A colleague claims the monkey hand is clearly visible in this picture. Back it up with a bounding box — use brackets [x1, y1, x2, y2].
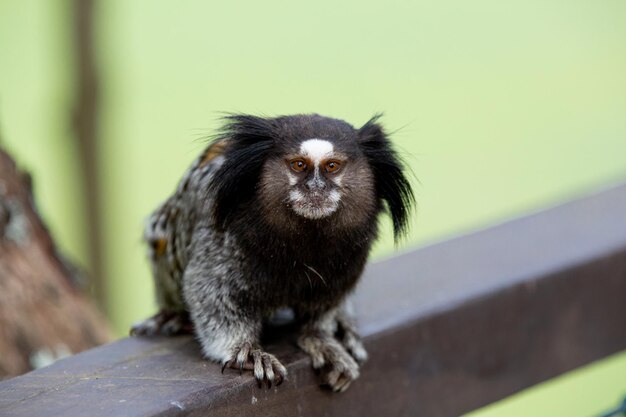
[221, 341, 287, 388]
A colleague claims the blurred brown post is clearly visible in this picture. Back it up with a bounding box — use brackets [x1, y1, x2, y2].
[72, 0, 105, 307]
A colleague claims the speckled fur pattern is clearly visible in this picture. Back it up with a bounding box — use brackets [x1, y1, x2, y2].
[131, 114, 414, 391]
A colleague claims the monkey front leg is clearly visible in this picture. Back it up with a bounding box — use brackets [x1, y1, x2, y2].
[297, 304, 366, 392]
[182, 270, 287, 387]
[189, 302, 287, 387]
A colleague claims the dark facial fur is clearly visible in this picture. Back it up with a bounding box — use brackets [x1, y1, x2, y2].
[135, 113, 414, 392]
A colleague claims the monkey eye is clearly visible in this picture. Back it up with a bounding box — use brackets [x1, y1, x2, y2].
[290, 159, 307, 172]
[325, 160, 341, 173]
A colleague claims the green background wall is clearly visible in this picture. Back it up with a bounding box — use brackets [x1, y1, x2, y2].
[1, 1, 625, 415]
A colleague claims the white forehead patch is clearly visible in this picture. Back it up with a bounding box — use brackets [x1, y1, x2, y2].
[299, 139, 334, 166]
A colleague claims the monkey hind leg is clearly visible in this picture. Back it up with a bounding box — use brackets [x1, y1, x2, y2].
[298, 332, 359, 393]
[335, 310, 368, 364]
[297, 307, 363, 393]
[130, 309, 193, 336]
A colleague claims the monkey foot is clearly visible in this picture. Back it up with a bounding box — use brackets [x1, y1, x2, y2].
[298, 334, 360, 392]
[337, 326, 368, 364]
[221, 342, 287, 388]
[129, 309, 193, 336]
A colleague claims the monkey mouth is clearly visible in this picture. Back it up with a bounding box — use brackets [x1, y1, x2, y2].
[288, 190, 341, 219]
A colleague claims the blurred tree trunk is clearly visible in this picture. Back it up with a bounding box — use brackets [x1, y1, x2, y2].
[73, 0, 105, 308]
[0, 148, 111, 379]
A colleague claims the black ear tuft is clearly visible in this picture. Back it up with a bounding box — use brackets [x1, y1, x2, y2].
[209, 114, 275, 230]
[358, 115, 414, 243]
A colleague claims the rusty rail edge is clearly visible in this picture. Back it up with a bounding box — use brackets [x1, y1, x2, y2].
[1, 183, 626, 417]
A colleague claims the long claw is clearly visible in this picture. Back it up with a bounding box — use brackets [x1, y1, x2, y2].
[220, 345, 287, 390]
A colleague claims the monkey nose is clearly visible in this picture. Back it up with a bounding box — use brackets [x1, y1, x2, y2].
[305, 179, 326, 191]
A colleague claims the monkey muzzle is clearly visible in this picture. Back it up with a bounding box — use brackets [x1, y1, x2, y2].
[289, 188, 341, 220]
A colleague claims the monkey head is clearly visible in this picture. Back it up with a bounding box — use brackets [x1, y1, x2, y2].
[209, 114, 413, 241]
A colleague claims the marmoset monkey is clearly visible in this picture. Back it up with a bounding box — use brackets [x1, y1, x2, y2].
[131, 114, 413, 392]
